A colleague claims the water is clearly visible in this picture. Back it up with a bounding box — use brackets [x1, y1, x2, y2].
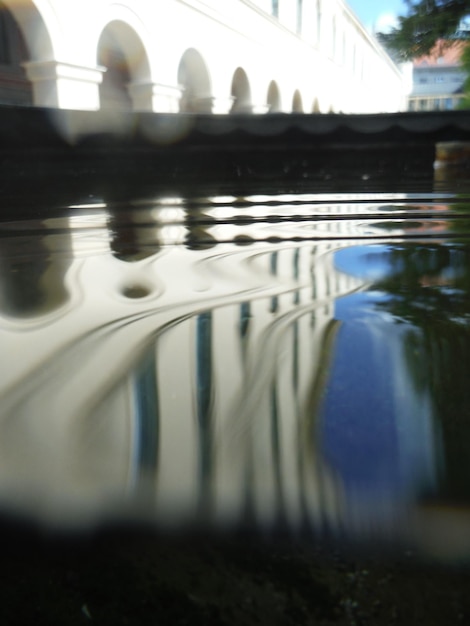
[2, 182, 470, 560]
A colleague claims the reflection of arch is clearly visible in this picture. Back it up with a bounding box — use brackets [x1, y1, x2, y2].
[0, 230, 71, 318]
[0, 2, 32, 105]
[312, 97, 320, 113]
[178, 48, 212, 113]
[267, 80, 281, 113]
[292, 90, 303, 113]
[97, 20, 151, 111]
[107, 208, 161, 262]
[230, 67, 251, 113]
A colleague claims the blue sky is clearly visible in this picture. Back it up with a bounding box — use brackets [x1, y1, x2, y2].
[347, 0, 408, 32]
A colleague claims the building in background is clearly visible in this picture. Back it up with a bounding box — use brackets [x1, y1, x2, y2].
[408, 40, 466, 111]
[0, 0, 407, 114]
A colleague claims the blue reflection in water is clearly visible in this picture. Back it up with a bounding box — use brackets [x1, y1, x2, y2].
[319, 247, 438, 511]
[333, 244, 395, 281]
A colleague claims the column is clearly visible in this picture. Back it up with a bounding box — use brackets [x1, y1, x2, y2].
[182, 95, 235, 114]
[210, 95, 235, 114]
[24, 60, 104, 110]
[128, 82, 182, 113]
[251, 103, 270, 114]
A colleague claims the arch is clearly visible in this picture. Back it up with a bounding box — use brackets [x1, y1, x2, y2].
[2, 0, 56, 60]
[312, 97, 320, 113]
[178, 48, 212, 113]
[267, 80, 281, 113]
[0, 0, 59, 107]
[97, 20, 151, 111]
[230, 67, 251, 113]
[292, 90, 303, 113]
[0, 2, 33, 105]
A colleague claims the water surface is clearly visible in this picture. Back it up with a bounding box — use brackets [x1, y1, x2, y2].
[2, 188, 470, 559]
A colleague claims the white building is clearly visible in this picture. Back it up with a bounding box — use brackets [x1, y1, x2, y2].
[0, 0, 407, 114]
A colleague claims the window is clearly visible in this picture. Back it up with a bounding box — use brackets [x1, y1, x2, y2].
[316, 0, 321, 44]
[331, 16, 336, 58]
[272, 0, 279, 18]
[444, 97, 453, 110]
[296, 0, 303, 34]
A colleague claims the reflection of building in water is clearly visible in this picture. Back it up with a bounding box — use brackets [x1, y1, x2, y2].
[107, 206, 162, 262]
[0, 220, 72, 318]
[0, 0, 406, 113]
[0, 208, 363, 528]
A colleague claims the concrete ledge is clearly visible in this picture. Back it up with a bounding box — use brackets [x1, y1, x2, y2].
[0, 107, 468, 207]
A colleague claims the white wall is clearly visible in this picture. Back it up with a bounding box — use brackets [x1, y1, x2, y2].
[3, 0, 408, 113]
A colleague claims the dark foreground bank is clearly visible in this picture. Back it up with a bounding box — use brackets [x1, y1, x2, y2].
[1, 521, 469, 626]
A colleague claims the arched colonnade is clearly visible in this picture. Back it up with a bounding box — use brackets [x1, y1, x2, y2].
[0, 0, 340, 113]
[0, 0, 405, 114]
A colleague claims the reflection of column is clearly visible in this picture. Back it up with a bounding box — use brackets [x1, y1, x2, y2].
[133, 348, 159, 488]
[270, 378, 285, 518]
[293, 247, 300, 305]
[311, 246, 318, 301]
[238, 301, 255, 519]
[107, 207, 161, 261]
[292, 316, 311, 524]
[270, 251, 279, 313]
[184, 206, 217, 250]
[0, 229, 72, 318]
[292, 320, 299, 392]
[196, 312, 213, 510]
[240, 301, 251, 343]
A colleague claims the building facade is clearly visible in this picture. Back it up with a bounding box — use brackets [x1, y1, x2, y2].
[0, 0, 407, 114]
[408, 41, 466, 111]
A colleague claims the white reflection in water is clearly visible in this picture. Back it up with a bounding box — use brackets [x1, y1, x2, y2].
[0, 218, 363, 531]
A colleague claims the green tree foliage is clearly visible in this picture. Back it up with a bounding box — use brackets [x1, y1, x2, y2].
[458, 42, 470, 107]
[378, 0, 470, 60]
[371, 241, 470, 500]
